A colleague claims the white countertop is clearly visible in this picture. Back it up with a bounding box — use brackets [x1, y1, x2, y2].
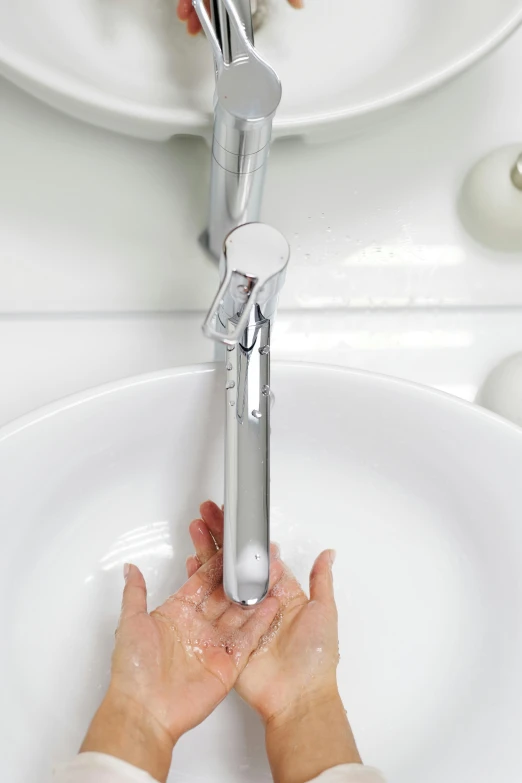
[0, 28, 521, 427]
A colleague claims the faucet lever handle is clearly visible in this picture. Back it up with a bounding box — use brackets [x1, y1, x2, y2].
[202, 268, 263, 347]
[202, 222, 290, 346]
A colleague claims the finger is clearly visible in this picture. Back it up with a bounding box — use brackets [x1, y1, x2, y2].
[268, 549, 306, 605]
[187, 8, 203, 35]
[228, 596, 280, 667]
[309, 549, 336, 605]
[190, 517, 218, 564]
[186, 555, 200, 579]
[177, 0, 193, 20]
[268, 548, 285, 588]
[288, 0, 304, 7]
[200, 500, 224, 548]
[164, 551, 229, 621]
[176, 549, 224, 607]
[120, 563, 147, 621]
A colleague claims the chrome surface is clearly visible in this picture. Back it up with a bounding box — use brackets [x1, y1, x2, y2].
[203, 223, 290, 605]
[210, 0, 254, 65]
[511, 153, 522, 190]
[193, 0, 281, 259]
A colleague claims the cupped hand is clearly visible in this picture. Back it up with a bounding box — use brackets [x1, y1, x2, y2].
[112, 553, 279, 739]
[81, 551, 279, 781]
[186, 502, 340, 726]
[177, 0, 303, 37]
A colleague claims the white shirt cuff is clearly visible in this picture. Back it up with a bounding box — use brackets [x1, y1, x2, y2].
[53, 754, 386, 783]
[309, 763, 387, 783]
[53, 753, 159, 783]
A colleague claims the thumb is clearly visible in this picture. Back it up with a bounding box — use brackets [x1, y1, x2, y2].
[309, 549, 336, 605]
[120, 563, 148, 621]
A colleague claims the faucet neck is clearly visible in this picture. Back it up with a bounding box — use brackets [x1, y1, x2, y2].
[193, 0, 280, 257]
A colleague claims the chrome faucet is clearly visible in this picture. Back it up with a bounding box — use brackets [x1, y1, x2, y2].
[193, 0, 290, 606]
[203, 222, 289, 606]
[193, 0, 281, 258]
[194, 0, 287, 607]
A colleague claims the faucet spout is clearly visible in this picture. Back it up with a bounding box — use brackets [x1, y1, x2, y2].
[203, 223, 290, 605]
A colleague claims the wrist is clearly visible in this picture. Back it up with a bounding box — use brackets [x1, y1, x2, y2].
[80, 686, 175, 783]
[264, 680, 340, 731]
[265, 685, 361, 783]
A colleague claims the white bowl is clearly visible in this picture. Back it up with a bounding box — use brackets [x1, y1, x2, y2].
[0, 0, 520, 140]
[2, 362, 522, 782]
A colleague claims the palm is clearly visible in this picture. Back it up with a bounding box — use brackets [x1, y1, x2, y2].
[236, 566, 338, 719]
[112, 557, 279, 741]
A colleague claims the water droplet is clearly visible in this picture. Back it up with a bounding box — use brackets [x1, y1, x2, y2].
[326, 226, 331, 233]
[226, 381, 235, 390]
[237, 284, 249, 295]
[229, 400, 235, 407]
[259, 345, 270, 355]
[255, 554, 261, 560]
[252, 410, 262, 419]
[225, 646, 234, 655]
[226, 362, 233, 371]
[226, 345, 234, 352]
[262, 385, 270, 396]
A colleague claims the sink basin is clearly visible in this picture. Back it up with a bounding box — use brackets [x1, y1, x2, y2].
[2, 362, 522, 782]
[0, 0, 520, 139]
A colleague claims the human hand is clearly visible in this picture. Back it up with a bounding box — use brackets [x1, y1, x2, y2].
[177, 0, 303, 37]
[186, 501, 340, 724]
[81, 552, 280, 782]
[187, 503, 361, 783]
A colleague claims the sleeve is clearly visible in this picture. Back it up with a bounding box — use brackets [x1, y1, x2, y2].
[52, 752, 159, 783]
[307, 764, 387, 783]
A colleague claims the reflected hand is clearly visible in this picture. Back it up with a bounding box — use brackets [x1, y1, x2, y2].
[177, 0, 303, 37]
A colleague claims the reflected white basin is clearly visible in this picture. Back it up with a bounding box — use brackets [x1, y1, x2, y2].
[0, 0, 520, 139]
[1, 363, 522, 782]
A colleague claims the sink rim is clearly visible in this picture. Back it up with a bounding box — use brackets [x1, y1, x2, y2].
[2, 360, 521, 445]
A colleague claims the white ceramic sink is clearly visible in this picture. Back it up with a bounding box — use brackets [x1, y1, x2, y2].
[2, 363, 522, 783]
